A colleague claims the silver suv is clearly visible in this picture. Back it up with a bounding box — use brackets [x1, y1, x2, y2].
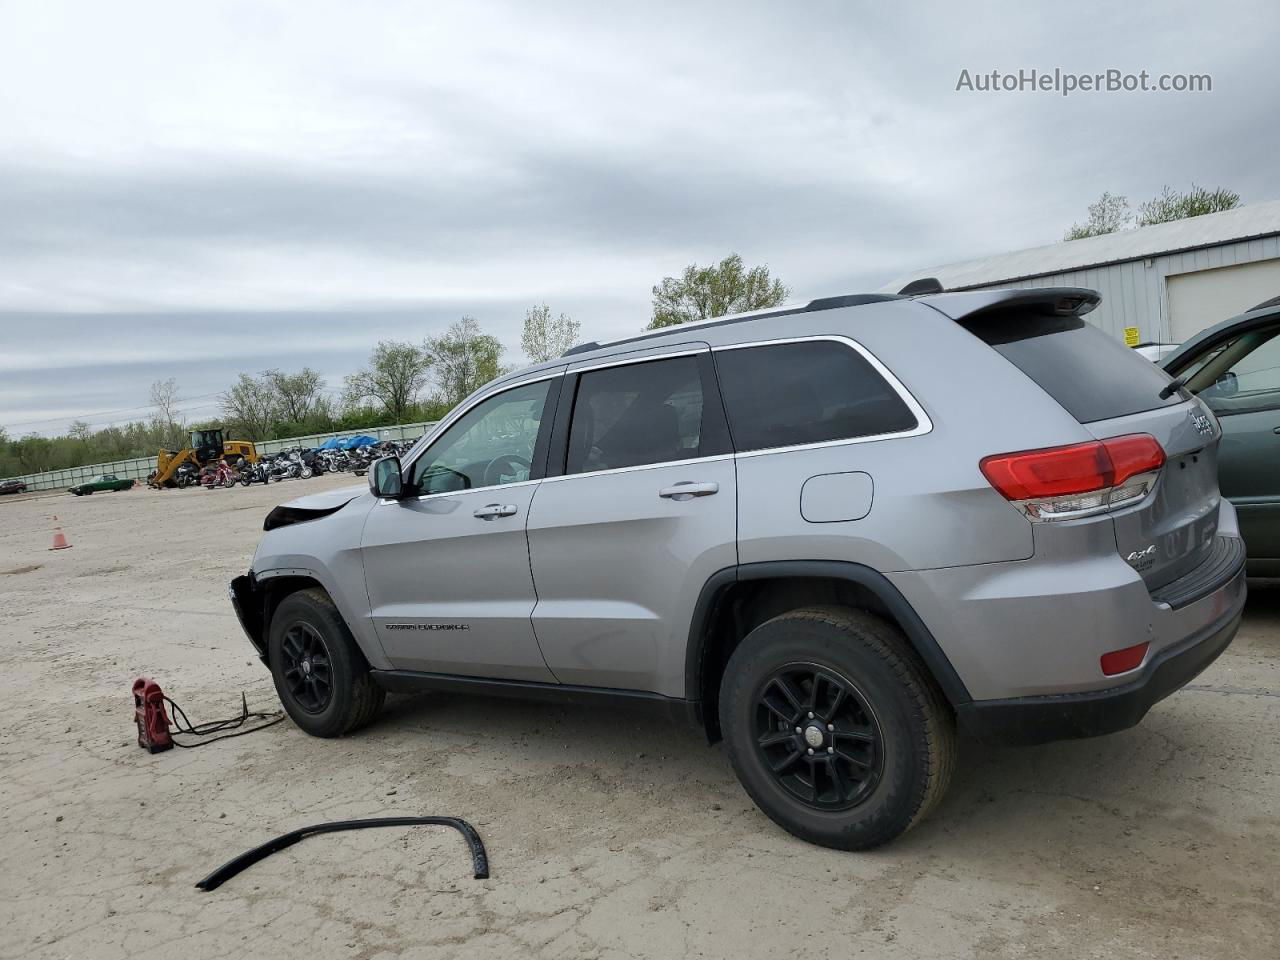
[232, 287, 1246, 849]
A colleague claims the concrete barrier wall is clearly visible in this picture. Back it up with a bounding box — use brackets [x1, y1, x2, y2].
[3, 421, 439, 492]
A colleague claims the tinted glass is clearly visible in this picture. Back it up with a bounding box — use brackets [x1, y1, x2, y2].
[410, 379, 550, 494]
[714, 341, 917, 452]
[1197, 327, 1280, 415]
[963, 311, 1181, 423]
[566, 356, 704, 473]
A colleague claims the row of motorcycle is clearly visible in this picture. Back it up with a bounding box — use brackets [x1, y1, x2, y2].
[173, 441, 416, 489]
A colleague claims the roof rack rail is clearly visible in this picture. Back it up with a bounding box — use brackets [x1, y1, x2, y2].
[560, 292, 904, 357]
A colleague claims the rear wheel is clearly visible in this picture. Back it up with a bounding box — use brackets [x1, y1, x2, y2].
[719, 606, 955, 850]
[268, 588, 385, 737]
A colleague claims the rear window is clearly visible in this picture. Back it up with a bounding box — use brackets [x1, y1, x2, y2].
[962, 311, 1181, 423]
[714, 340, 918, 452]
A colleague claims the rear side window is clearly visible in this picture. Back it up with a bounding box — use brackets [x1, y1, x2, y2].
[963, 311, 1181, 423]
[714, 340, 918, 452]
[566, 355, 705, 473]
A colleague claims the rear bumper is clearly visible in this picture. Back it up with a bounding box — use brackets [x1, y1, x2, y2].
[957, 567, 1244, 745]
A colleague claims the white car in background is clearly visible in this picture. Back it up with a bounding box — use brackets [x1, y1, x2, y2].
[1133, 342, 1181, 362]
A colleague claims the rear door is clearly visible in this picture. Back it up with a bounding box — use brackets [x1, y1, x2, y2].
[1169, 313, 1280, 570]
[525, 345, 736, 696]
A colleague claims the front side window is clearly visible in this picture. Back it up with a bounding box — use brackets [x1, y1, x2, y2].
[410, 379, 551, 494]
[1194, 327, 1280, 415]
[714, 340, 918, 452]
[566, 355, 705, 474]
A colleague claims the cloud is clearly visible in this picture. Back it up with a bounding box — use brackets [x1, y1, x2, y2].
[1, 0, 1278, 433]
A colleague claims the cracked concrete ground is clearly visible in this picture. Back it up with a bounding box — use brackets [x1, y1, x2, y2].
[1, 475, 1276, 959]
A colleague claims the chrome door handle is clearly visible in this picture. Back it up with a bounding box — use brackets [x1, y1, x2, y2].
[658, 481, 719, 501]
[473, 503, 518, 520]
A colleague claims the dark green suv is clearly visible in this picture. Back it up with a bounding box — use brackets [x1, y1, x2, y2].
[1164, 298, 1280, 576]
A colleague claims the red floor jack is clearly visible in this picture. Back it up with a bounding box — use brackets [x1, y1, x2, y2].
[133, 676, 173, 753]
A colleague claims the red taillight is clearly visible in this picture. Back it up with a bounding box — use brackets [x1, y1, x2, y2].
[1100, 641, 1149, 676]
[980, 434, 1165, 502]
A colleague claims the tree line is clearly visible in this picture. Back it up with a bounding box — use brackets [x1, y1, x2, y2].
[3, 183, 1242, 479]
[0, 269, 731, 477]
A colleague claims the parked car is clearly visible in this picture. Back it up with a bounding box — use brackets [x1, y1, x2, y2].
[0, 479, 27, 495]
[1133, 341, 1181, 363]
[231, 286, 1245, 851]
[69, 474, 134, 496]
[1162, 297, 1280, 575]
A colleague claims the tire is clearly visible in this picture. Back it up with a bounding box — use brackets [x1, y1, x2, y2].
[267, 588, 385, 738]
[300, 466, 313, 479]
[719, 606, 956, 851]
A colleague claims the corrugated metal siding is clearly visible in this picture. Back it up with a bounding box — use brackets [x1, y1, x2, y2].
[965, 235, 1280, 343]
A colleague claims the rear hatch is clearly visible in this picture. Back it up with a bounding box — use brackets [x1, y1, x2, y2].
[956, 300, 1221, 591]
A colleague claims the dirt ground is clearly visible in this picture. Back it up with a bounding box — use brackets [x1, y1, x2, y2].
[1, 475, 1276, 960]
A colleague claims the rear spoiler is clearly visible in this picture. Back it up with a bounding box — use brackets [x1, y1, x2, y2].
[916, 287, 1101, 322]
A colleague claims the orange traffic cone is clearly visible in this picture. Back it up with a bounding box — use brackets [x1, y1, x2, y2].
[49, 523, 72, 550]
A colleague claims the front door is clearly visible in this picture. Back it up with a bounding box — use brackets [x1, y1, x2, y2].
[526, 347, 737, 696]
[361, 375, 561, 680]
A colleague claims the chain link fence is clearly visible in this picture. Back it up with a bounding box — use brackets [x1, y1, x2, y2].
[2, 421, 438, 492]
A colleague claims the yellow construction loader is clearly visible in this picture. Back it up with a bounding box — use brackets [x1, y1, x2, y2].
[149, 428, 258, 488]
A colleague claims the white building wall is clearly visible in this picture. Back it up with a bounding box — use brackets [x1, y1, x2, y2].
[963, 234, 1280, 343]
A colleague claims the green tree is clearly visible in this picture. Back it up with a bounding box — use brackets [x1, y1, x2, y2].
[221, 372, 279, 440]
[1137, 184, 1241, 226]
[426, 317, 505, 407]
[648, 253, 790, 329]
[1064, 191, 1131, 240]
[265, 367, 326, 426]
[343, 341, 432, 424]
[521, 303, 580, 363]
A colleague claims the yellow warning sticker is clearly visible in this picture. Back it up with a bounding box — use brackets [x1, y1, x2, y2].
[1123, 326, 1140, 347]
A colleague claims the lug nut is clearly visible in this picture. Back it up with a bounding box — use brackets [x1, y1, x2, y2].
[807, 712, 815, 719]
[827, 723, 834, 731]
[806, 748, 814, 755]
[795, 726, 802, 733]
[827, 746, 834, 754]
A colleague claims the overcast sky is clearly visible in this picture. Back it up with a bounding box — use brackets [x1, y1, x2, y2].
[2, 0, 1277, 435]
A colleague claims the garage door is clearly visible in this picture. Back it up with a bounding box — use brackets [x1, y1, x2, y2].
[1167, 258, 1280, 342]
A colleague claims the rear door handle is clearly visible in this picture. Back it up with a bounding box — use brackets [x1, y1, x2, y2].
[658, 481, 719, 501]
[473, 503, 518, 520]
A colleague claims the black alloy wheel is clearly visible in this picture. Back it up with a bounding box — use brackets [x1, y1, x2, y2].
[753, 663, 883, 810]
[279, 621, 334, 713]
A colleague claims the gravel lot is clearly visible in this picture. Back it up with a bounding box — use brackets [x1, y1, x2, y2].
[1, 476, 1276, 959]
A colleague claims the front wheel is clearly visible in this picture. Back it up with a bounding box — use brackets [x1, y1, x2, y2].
[719, 607, 955, 851]
[268, 589, 385, 737]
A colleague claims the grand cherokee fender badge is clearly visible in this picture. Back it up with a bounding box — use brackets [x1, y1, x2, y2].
[384, 623, 471, 631]
[1190, 410, 1214, 436]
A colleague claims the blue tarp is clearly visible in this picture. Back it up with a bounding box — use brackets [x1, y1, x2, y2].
[340, 435, 379, 449]
[315, 437, 343, 450]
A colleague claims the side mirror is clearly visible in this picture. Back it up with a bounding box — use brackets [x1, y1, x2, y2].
[368, 456, 405, 499]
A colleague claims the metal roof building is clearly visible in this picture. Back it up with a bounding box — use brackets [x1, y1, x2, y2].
[882, 199, 1280, 345]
